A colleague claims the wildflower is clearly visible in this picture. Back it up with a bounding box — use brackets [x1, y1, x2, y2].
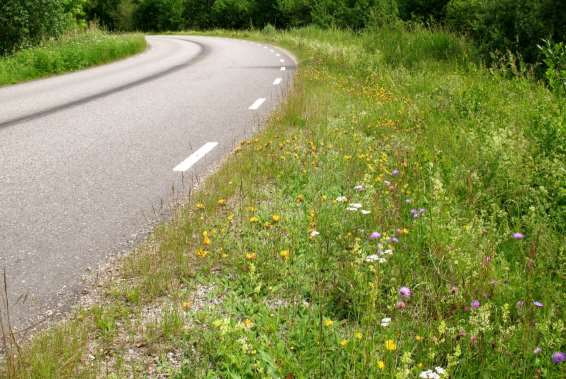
[346, 207, 358, 212]
[280, 250, 290, 260]
[470, 335, 478, 344]
[344, 155, 352, 160]
[272, 214, 281, 223]
[354, 184, 365, 192]
[419, 370, 440, 379]
[249, 216, 259, 223]
[354, 331, 363, 340]
[196, 248, 208, 258]
[391, 169, 400, 176]
[196, 202, 205, 210]
[396, 301, 406, 309]
[533, 301, 544, 307]
[296, 194, 304, 203]
[385, 339, 396, 351]
[339, 339, 349, 347]
[552, 352, 565, 364]
[361, 210, 371, 215]
[534, 347, 542, 354]
[399, 286, 412, 298]
[349, 203, 362, 209]
[512, 232, 525, 240]
[435, 367, 445, 375]
[471, 299, 480, 309]
[415, 335, 423, 341]
[365, 254, 386, 263]
[387, 237, 399, 243]
[243, 319, 254, 329]
[202, 231, 211, 246]
[245, 252, 257, 260]
[381, 317, 391, 327]
[310, 230, 320, 238]
[410, 208, 426, 219]
[181, 301, 192, 310]
[369, 232, 382, 239]
[336, 195, 348, 202]
[217, 198, 226, 206]
[323, 319, 334, 327]
[377, 360, 385, 370]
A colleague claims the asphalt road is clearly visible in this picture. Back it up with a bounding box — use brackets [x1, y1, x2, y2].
[0, 35, 296, 330]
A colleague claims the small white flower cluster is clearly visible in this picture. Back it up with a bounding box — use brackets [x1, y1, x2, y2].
[365, 242, 394, 264]
[336, 196, 348, 203]
[419, 367, 446, 379]
[380, 317, 391, 327]
[365, 254, 386, 263]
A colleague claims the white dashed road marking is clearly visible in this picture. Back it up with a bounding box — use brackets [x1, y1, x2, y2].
[173, 142, 219, 172]
[248, 98, 266, 110]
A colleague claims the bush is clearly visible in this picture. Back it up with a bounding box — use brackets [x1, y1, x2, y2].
[0, 0, 70, 55]
[446, 0, 563, 65]
[134, 0, 184, 32]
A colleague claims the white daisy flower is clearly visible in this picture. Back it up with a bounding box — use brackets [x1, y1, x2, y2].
[360, 210, 371, 215]
[380, 317, 391, 327]
[354, 184, 365, 192]
[349, 203, 362, 209]
[310, 230, 320, 238]
[336, 196, 348, 202]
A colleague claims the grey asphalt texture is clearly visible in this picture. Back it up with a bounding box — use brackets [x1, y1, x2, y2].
[0, 36, 295, 330]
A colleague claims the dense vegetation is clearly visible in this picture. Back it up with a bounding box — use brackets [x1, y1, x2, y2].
[4, 26, 564, 378]
[2, 0, 564, 91]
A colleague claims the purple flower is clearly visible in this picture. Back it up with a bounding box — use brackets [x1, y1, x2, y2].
[369, 232, 382, 240]
[391, 169, 400, 177]
[388, 237, 399, 243]
[512, 232, 525, 240]
[552, 352, 565, 364]
[471, 300, 480, 309]
[399, 286, 412, 298]
[533, 301, 544, 308]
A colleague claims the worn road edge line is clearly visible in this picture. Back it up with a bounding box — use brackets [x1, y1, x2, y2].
[173, 142, 219, 172]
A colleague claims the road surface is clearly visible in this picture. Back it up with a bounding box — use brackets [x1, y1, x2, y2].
[0, 35, 296, 330]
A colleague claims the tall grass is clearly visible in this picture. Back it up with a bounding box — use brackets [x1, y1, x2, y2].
[2, 26, 564, 378]
[0, 28, 146, 86]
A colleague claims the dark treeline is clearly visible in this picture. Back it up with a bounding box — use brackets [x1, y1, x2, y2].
[1, 0, 565, 74]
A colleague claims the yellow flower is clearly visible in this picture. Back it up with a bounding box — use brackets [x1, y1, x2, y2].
[245, 252, 257, 261]
[249, 216, 259, 223]
[339, 339, 349, 347]
[377, 360, 385, 370]
[181, 301, 192, 310]
[196, 202, 205, 210]
[385, 339, 397, 351]
[227, 213, 234, 222]
[246, 206, 257, 212]
[354, 331, 363, 340]
[243, 319, 254, 329]
[280, 250, 290, 260]
[344, 155, 352, 161]
[202, 231, 211, 246]
[415, 335, 423, 341]
[196, 248, 209, 258]
[217, 198, 226, 206]
[272, 214, 281, 223]
[296, 194, 304, 203]
[323, 319, 334, 327]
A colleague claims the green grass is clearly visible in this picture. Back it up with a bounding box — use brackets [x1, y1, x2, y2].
[2, 25, 565, 378]
[0, 29, 146, 86]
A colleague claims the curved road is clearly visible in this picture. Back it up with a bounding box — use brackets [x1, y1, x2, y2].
[0, 36, 296, 330]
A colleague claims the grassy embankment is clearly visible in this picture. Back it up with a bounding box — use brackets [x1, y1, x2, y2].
[0, 29, 146, 86]
[3, 26, 565, 378]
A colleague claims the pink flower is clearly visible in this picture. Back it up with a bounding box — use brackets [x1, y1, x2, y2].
[369, 232, 381, 239]
[512, 232, 525, 240]
[471, 300, 480, 309]
[396, 301, 406, 309]
[399, 286, 412, 298]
